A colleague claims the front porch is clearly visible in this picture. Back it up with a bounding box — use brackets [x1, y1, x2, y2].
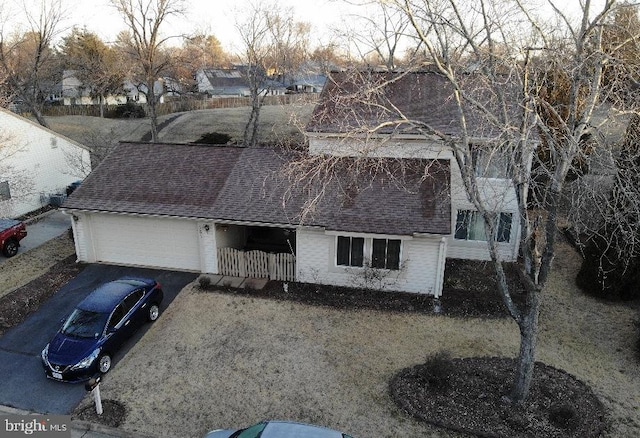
[215, 224, 296, 282]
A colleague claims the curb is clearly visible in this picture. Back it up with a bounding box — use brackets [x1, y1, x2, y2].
[23, 208, 62, 225]
[72, 420, 158, 438]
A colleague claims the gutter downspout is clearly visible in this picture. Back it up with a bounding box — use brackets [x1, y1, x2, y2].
[434, 237, 447, 298]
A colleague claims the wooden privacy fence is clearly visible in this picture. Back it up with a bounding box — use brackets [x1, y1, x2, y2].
[42, 94, 319, 117]
[218, 248, 295, 282]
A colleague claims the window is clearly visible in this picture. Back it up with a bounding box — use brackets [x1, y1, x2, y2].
[337, 236, 364, 267]
[472, 146, 510, 178]
[337, 236, 402, 270]
[123, 289, 144, 313]
[497, 212, 513, 242]
[372, 239, 401, 270]
[109, 304, 127, 329]
[0, 181, 10, 201]
[455, 210, 513, 243]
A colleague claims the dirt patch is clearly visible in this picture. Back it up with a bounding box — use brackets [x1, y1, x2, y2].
[390, 357, 606, 438]
[73, 399, 127, 428]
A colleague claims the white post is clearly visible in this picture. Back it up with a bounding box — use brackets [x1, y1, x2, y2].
[93, 384, 103, 415]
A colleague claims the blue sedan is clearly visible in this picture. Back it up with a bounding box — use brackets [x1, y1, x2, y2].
[41, 277, 163, 382]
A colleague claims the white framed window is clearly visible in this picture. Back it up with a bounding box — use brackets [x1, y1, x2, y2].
[336, 236, 364, 267]
[455, 210, 512, 243]
[336, 236, 402, 270]
[371, 238, 401, 270]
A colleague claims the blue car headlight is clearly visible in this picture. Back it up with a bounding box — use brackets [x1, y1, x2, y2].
[41, 344, 49, 363]
[71, 348, 101, 370]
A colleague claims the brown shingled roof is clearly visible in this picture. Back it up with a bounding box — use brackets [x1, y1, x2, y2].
[307, 70, 518, 139]
[64, 142, 451, 236]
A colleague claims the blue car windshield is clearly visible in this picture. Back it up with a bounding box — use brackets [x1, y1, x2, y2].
[62, 309, 109, 339]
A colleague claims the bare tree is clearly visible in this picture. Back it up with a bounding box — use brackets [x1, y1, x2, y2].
[0, 0, 66, 127]
[266, 12, 310, 86]
[235, 2, 311, 147]
[287, 0, 635, 406]
[339, 2, 416, 69]
[111, 0, 186, 142]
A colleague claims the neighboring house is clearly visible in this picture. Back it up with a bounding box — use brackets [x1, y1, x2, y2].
[0, 107, 91, 218]
[286, 73, 327, 94]
[124, 80, 166, 105]
[63, 71, 523, 297]
[62, 70, 127, 106]
[196, 68, 287, 97]
[62, 70, 165, 106]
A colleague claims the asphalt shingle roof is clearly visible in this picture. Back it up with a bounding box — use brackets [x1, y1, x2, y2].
[64, 142, 451, 236]
[307, 70, 517, 139]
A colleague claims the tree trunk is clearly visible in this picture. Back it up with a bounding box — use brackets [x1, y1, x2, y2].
[99, 95, 105, 118]
[148, 92, 158, 143]
[32, 106, 49, 128]
[510, 286, 541, 403]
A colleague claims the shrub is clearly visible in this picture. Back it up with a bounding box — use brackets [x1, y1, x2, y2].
[548, 403, 579, 431]
[106, 102, 146, 119]
[418, 351, 453, 391]
[576, 233, 640, 301]
[193, 132, 232, 145]
[198, 276, 212, 290]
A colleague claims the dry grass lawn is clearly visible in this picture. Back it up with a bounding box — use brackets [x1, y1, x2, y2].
[46, 104, 315, 146]
[74, 242, 640, 438]
[0, 234, 75, 300]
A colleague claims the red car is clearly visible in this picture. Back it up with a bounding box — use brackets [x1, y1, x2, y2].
[0, 219, 27, 257]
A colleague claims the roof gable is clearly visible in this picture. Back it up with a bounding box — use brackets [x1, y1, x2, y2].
[0, 107, 90, 152]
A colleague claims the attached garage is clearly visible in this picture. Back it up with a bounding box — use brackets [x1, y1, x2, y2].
[86, 214, 201, 271]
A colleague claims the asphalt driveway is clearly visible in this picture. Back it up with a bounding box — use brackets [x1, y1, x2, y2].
[0, 264, 197, 414]
[0, 210, 71, 266]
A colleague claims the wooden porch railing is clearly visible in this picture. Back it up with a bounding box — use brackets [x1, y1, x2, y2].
[217, 248, 295, 282]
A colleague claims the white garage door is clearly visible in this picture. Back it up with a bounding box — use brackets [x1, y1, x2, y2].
[90, 214, 201, 271]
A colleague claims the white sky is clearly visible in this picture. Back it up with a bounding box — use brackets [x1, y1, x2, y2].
[2, 0, 605, 54]
[56, 0, 364, 51]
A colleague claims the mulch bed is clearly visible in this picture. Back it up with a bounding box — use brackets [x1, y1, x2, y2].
[390, 356, 607, 438]
[201, 258, 527, 319]
[73, 399, 127, 428]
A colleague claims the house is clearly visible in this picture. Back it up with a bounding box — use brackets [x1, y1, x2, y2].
[0, 107, 92, 218]
[62, 70, 165, 106]
[124, 80, 166, 104]
[62, 70, 126, 106]
[63, 71, 522, 296]
[286, 74, 327, 94]
[196, 68, 287, 97]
